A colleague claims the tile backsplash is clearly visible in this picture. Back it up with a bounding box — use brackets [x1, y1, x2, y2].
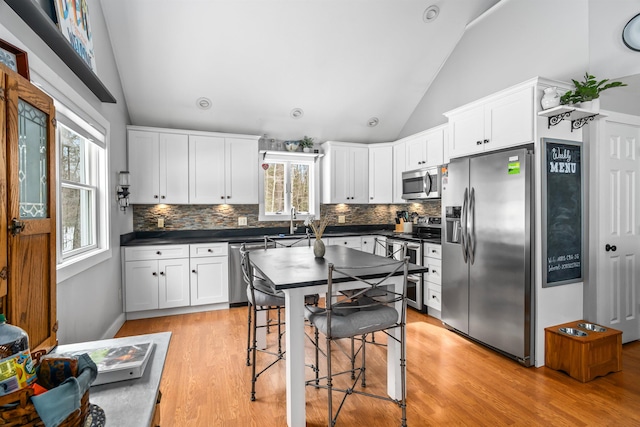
[133, 201, 441, 231]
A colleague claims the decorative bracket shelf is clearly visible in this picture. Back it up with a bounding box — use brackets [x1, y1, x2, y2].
[4, 0, 117, 103]
[259, 150, 324, 163]
[538, 106, 606, 132]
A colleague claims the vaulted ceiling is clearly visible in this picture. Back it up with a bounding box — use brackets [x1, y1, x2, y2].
[99, 0, 500, 143]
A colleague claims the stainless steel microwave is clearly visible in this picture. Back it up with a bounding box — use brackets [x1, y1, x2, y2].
[401, 166, 443, 200]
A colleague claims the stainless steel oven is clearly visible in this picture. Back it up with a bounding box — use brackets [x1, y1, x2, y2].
[385, 238, 423, 311]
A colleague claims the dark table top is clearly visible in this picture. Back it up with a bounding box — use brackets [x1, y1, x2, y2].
[249, 245, 428, 290]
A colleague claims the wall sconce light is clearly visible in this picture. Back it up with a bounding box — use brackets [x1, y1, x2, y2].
[116, 171, 130, 212]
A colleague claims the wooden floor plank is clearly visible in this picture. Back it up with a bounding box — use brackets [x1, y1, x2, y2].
[115, 308, 640, 426]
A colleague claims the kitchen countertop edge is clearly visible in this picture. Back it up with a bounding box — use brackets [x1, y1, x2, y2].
[119, 225, 417, 246]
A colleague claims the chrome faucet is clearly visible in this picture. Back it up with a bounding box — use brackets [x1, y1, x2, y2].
[290, 207, 297, 234]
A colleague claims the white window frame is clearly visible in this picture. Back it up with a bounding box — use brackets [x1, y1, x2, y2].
[54, 101, 111, 281]
[258, 153, 320, 221]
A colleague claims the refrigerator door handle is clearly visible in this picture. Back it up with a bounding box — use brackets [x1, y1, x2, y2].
[461, 187, 469, 263]
[469, 187, 476, 265]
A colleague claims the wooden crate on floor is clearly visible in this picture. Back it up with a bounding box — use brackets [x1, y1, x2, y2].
[545, 320, 622, 382]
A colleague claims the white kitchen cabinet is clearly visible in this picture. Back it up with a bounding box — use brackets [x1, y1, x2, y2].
[361, 235, 386, 255]
[446, 85, 534, 159]
[189, 243, 229, 306]
[368, 144, 393, 204]
[404, 125, 446, 170]
[424, 243, 442, 317]
[327, 236, 362, 250]
[189, 136, 258, 204]
[124, 245, 191, 312]
[322, 142, 368, 204]
[392, 141, 406, 203]
[128, 130, 189, 204]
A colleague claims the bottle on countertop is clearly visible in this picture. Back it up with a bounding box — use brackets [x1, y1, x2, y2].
[0, 314, 37, 395]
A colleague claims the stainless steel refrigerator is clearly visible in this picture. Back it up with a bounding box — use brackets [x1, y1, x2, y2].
[442, 147, 534, 366]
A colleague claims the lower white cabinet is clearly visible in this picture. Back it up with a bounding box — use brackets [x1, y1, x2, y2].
[424, 243, 442, 316]
[327, 236, 362, 250]
[189, 243, 229, 306]
[124, 243, 229, 314]
[124, 248, 191, 312]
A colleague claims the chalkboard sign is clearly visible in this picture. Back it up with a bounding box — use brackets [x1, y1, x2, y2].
[542, 138, 583, 287]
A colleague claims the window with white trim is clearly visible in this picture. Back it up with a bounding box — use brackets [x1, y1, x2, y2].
[56, 108, 108, 262]
[259, 153, 320, 221]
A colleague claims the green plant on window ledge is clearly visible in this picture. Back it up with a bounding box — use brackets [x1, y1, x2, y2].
[560, 72, 627, 105]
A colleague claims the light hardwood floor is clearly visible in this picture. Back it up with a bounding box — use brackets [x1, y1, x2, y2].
[116, 308, 640, 426]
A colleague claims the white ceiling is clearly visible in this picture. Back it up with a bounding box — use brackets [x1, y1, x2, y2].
[99, 0, 500, 143]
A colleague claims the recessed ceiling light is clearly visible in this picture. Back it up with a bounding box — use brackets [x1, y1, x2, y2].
[423, 5, 439, 23]
[290, 108, 304, 119]
[196, 97, 212, 110]
[367, 117, 379, 127]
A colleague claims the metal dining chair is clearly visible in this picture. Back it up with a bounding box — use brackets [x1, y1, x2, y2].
[241, 244, 287, 401]
[306, 256, 410, 426]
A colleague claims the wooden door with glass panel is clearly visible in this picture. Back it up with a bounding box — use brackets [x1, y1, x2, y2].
[1, 65, 57, 353]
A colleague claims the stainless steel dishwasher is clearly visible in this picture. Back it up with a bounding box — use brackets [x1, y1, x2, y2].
[228, 241, 273, 306]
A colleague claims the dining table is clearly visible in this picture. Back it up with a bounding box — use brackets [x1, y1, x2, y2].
[249, 244, 428, 427]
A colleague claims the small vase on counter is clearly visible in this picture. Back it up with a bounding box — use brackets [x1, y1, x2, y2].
[313, 239, 325, 258]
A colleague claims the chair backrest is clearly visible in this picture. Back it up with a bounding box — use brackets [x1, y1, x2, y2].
[372, 237, 407, 260]
[264, 233, 311, 249]
[326, 255, 409, 334]
[239, 243, 254, 286]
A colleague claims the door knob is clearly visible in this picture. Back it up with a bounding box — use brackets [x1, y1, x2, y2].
[8, 219, 25, 236]
[605, 244, 617, 252]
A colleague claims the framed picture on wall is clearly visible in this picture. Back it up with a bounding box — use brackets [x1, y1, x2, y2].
[0, 39, 30, 80]
[53, 0, 96, 72]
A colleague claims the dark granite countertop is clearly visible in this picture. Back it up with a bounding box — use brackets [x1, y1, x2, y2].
[120, 224, 407, 246]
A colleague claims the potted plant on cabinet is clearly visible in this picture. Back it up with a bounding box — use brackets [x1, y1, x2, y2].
[300, 136, 315, 153]
[560, 72, 627, 112]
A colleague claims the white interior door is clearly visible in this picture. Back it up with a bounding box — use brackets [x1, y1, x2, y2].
[596, 113, 640, 342]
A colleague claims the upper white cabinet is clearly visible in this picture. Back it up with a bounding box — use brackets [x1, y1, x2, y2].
[189, 136, 258, 204]
[368, 144, 393, 204]
[127, 126, 259, 205]
[322, 141, 368, 204]
[404, 125, 446, 170]
[445, 85, 534, 159]
[392, 141, 406, 204]
[128, 130, 189, 204]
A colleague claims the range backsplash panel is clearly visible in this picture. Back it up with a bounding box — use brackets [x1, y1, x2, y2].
[133, 202, 441, 231]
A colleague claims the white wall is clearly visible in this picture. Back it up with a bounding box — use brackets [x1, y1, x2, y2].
[0, 0, 131, 344]
[399, 0, 590, 136]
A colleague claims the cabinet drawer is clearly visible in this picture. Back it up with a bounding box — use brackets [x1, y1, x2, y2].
[328, 236, 362, 249]
[424, 243, 442, 260]
[426, 286, 441, 311]
[424, 258, 442, 285]
[124, 245, 189, 261]
[190, 243, 228, 258]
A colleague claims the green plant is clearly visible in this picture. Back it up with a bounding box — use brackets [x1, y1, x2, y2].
[299, 135, 315, 148]
[560, 72, 627, 105]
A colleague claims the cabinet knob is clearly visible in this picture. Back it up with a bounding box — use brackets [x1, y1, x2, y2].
[156, 251, 161, 255]
[370, 196, 373, 200]
[152, 272, 157, 276]
[160, 271, 165, 276]
[227, 196, 231, 199]
[221, 196, 225, 200]
[484, 139, 489, 144]
[476, 141, 482, 145]
[432, 250, 437, 253]
[192, 269, 197, 273]
[161, 195, 166, 199]
[432, 269, 437, 274]
[432, 295, 437, 299]
[207, 249, 213, 253]
[154, 195, 159, 199]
